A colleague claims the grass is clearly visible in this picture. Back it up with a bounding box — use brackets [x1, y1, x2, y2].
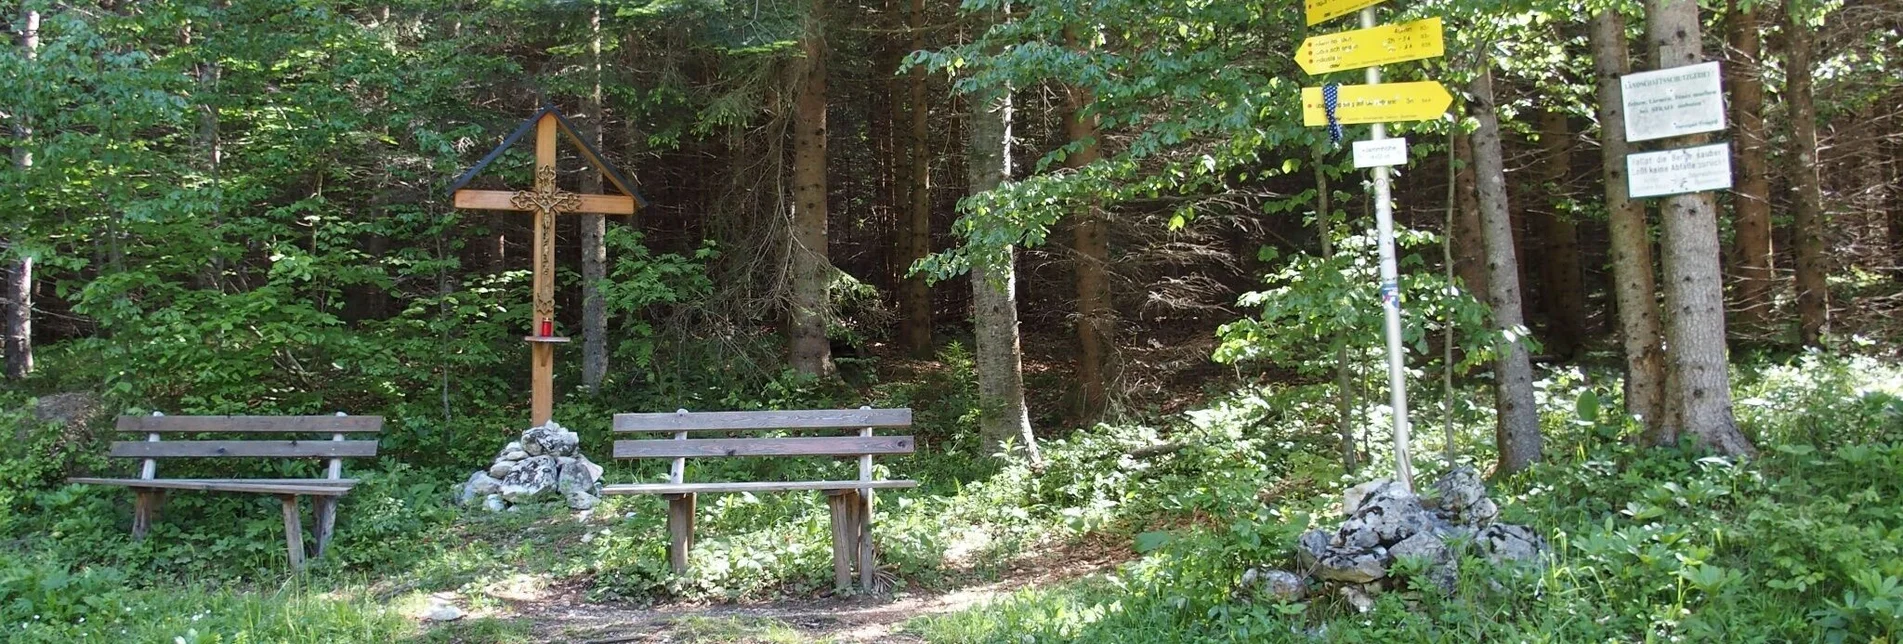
[1, 352, 1899, 642]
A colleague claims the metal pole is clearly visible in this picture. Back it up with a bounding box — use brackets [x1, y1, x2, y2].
[1361, 6, 1414, 493]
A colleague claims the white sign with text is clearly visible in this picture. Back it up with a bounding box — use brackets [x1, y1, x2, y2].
[1621, 61, 1726, 142]
[1628, 143, 1733, 198]
[1353, 137, 1408, 168]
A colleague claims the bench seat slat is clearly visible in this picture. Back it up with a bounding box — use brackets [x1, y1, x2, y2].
[68, 478, 357, 496]
[601, 480, 919, 495]
[613, 409, 911, 433]
[109, 440, 379, 459]
[115, 415, 384, 433]
[614, 436, 914, 459]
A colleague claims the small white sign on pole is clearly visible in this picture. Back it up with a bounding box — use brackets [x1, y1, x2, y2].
[1621, 61, 1726, 142]
[1627, 143, 1733, 199]
[1353, 137, 1408, 168]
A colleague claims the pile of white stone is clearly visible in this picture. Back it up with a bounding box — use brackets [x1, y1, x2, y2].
[456, 421, 603, 512]
[1240, 467, 1549, 610]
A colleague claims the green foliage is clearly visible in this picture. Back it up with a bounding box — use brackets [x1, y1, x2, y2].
[1214, 225, 1498, 378]
[912, 354, 1903, 642]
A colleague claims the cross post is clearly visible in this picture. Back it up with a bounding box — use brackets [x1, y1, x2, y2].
[450, 109, 642, 426]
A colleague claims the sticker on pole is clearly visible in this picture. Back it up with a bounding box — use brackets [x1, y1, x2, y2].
[1301, 81, 1452, 126]
[1627, 143, 1732, 198]
[1621, 61, 1726, 142]
[1296, 18, 1444, 76]
[1353, 138, 1408, 168]
[1305, 0, 1387, 26]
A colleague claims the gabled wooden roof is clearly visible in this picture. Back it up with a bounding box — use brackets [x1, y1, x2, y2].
[445, 103, 649, 209]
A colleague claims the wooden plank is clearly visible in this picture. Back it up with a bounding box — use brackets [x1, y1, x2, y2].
[69, 478, 357, 496]
[536, 112, 557, 170]
[601, 480, 918, 496]
[614, 436, 914, 459]
[452, 189, 637, 215]
[828, 491, 855, 593]
[666, 493, 696, 575]
[614, 408, 912, 432]
[280, 495, 305, 569]
[109, 440, 378, 459]
[158, 478, 358, 486]
[116, 416, 384, 433]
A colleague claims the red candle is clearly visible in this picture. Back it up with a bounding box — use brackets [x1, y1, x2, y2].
[540, 319, 553, 337]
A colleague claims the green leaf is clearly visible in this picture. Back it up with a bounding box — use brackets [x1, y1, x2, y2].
[1134, 531, 1174, 553]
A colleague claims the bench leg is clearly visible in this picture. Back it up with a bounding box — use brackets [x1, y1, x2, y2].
[833, 491, 863, 594]
[312, 497, 338, 559]
[826, 490, 857, 593]
[665, 493, 696, 575]
[131, 490, 165, 541]
[279, 495, 306, 570]
[856, 489, 876, 591]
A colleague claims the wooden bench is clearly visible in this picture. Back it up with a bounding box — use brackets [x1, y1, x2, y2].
[601, 407, 918, 592]
[68, 413, 382, 568]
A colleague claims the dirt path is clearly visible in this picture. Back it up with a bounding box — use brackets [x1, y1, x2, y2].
[460, 537, 1130, 643]
[519, 582, 1017, 643]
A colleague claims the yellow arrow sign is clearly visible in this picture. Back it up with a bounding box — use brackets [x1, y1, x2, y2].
[1296, 18, 1444, 76]
[1306, 0, 1387, 26]
[1302, 81, 1454, 126]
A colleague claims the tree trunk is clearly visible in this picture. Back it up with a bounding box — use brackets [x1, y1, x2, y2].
[1591, 9, 1670, 438]
[968, 10, 1037, 464]
[1469, 68, 1542, 474]
[5, 10, 39, 381]
[1451, 134, 1489, 299]
[1785, 1, 1829, 347]
[1890, 134, 1903, 279]
[1065, 29, 1110, 420]
[1532, 110, 1585, 360]
[898, 0, 933, 358]
[788, 3, 835, 376]
[580, 3, 609, 392]
[1461, 69, 1537, 472]
[1646, 0, 1753, 455]
[1726, 0, 1775, 329]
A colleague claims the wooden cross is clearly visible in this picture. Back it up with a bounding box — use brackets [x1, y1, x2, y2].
[448, 105, 647, 426]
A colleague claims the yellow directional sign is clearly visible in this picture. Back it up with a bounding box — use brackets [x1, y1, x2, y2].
[1301, 81, 1454, 126]
[1306, 0, 1387, 26]
[1296, 18, 1444, 76]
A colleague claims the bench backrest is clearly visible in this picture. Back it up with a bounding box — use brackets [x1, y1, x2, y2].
[112, 414, 383, 480]
[611, 408, 913, 484]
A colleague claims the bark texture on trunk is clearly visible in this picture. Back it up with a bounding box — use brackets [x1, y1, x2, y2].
[788, 6, 835, 376]
[580, 3, 609, 392]
[898, 0, 933, 358]
[1532, 110, 1584, 360]
[1890, 135, 1903, 278]
[6, 10, 39, 381]
[1785, 2, 1829, 347]
[1064, 37, 1111, 420]
[1591, 9, 1669, 438]
[1646, 0, 1752, 455]
[967, 18, 1037, 463]
[1451, 134, 1489, 299]
[1469, 69, 1542, 474]
[1726, 0, 1775, 328]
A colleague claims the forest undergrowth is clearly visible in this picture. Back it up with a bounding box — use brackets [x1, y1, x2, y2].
[0, 350, 1899, 643]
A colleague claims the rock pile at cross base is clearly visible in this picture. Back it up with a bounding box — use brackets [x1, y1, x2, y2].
[1241, 466, 1549, 609]
[455, 421, 603, 512]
